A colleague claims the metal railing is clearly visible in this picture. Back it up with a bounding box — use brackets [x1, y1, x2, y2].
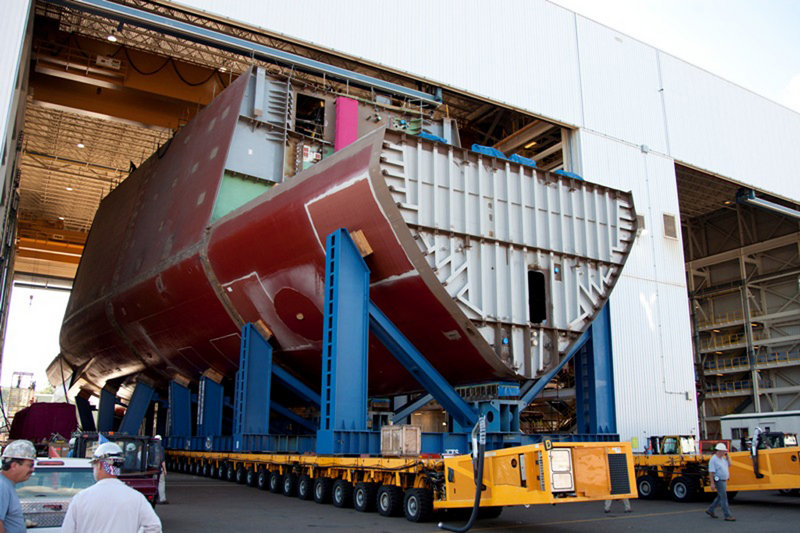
[704, 350, 800, 372]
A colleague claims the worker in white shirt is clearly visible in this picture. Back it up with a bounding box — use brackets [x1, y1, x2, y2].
[61, 442, 162, 533]
[750, 427, 764, 478]
[706, 443, 735, 521]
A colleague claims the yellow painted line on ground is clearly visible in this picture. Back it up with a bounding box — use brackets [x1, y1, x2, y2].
[460, 508, 706, 531]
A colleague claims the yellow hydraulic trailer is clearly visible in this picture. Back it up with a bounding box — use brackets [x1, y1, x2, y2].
[634, 446, 800, 502]
[168, 441, 636, 522]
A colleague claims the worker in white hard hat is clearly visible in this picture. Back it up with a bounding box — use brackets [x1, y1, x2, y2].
[0, 439, 36, 533]
[61, 441, 162, 533]
[706, 442, 735, 521]
[153, 435, 168, 504]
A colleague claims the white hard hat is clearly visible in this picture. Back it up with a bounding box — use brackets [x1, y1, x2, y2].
[92, 442, 124, 463]
[715, 443, 728, 452]
[2, 440, 36, 461]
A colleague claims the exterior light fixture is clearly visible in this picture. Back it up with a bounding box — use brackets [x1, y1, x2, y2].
[65, 186, 73, 191]
[76, 142, 85, 149]
[58, 216, 65, 221]
[107, 34, 118, 42]
[524, 140, 537, 149]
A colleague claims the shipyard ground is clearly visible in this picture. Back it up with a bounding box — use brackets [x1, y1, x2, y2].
[157, 472, 797, 532]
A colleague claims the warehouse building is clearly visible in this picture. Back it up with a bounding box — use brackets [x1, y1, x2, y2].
[0, 0, 797, 444]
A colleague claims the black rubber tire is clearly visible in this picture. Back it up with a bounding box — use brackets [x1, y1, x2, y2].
[313, 477, 333, 504]
[209, 464, 218, 478]
[246, 467, 257, 487]
[283, 473, 297, 497]
[269, 471, 284, 493]
[202, 463, 212, 477]
[297, 475, 313, 500]
[235, 465, 246, 484]
[332, 479, 353, 508]
[670, 475, 698, 502]
[477, 506, 504, 519]
[353, 482, 378, 512]
[637, 474, 660, 500]
[403, 488, 434, 522]
[257, 468, 269, 490]
[225, 463, 236, 482]
[377, 485, 404, 517]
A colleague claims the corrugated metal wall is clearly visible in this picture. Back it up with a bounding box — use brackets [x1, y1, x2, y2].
[0, 0, 32, 164]
[579, 130, 698, 440]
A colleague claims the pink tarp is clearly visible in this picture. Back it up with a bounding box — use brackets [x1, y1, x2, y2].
[334, 96, 359, 151]
[9, 402, 78, 441]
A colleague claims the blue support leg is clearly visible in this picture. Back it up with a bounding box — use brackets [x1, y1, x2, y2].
[317, 229, 371, 454]
[75, 396, 96, 432]
[168, 381, 192, 438]
[233, 324, 273, 451]
[575, 304, 617, 434]
[118, 382, 154, 435]
[197, 375, 224, 438]
[97, 388, 116, 432]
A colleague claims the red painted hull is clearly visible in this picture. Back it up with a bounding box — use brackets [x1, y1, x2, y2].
[56, 70, 504, 397]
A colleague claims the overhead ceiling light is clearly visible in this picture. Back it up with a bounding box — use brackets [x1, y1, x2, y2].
[58, 216, 65, 221]
[723, 200, 733, 205]
[65, 186, 73, 191]
[107, 34, 118, 42]
[524, 140, 538, 149]
[712, 329, 720, 333]
[219, 66, 227, 73]
[76, 142, 85, 149]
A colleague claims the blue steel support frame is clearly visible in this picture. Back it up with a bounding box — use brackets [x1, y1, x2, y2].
[61, 0, 441, 105]
[234, 324, 273, 443]
[368, 303, 477, 428]
[575, 304, 617, 434]
[97, 388, 116, 432]
[168, 381, 192, 438]
[197, 376, 223, 438]
[118, 382, 154, 435]
[74, 396, 96, 432]
[317, 230, 371, 454]
[390, 394, 433, 424]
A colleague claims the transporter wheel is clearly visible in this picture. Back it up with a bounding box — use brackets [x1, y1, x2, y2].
[377, 485, 403, 517]
[353, 482, 378, 512]
[202, 463, 212, 477]
[637, 475, 660, 500]
[670, 476, 698, 503]
[245, 467, 256, 487]
[332, 479, 353, 508]
[283, 474, 297, 497]
[403, 488, 433, 522]
[224, 463, 236, 482]
[209, 464, 219, 479]
[193, 462, 202, 476]
[313, 477, 333, 504]
[779, 488, 800, 496]
[257, 468, 269, 490]
[297, 475, 313, 500]
[269, 471, 284, 493]
[235, 465, 246, 484]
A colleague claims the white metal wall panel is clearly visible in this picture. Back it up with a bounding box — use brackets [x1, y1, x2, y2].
[576, 16, 667, 153]
[660, 52, 800, 202]
[0, 0, 31, 158]
[175, 0, 585, 125]
[610, 279, 699, 443]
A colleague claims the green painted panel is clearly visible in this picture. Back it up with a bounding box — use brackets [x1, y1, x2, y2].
[211, 171, 273, 222]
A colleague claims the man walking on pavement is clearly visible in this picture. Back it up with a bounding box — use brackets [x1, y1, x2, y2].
[706, 442, 736, 521]
[0, 440, 36, 533]
[61, 441, 162, 533]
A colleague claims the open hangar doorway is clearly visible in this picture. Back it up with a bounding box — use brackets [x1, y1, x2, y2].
[4, 0, 578, 416]
[677, 163, 800, 439]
